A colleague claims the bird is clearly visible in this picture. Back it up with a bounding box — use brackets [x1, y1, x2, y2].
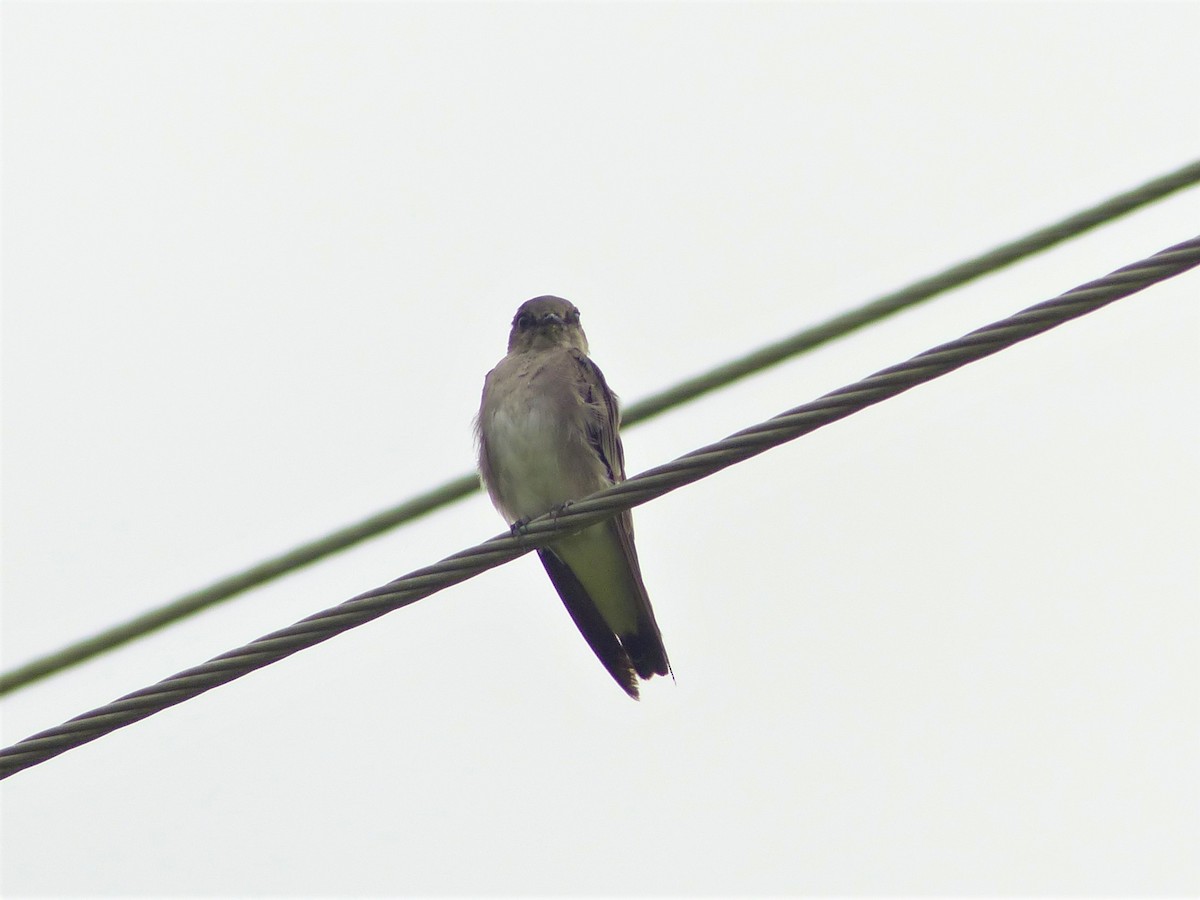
[475, 296, 670, 698]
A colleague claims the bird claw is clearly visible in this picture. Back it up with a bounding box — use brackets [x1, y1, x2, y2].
[509, 502, 573, 541]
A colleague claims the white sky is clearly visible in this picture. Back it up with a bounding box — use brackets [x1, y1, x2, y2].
[3, 2, 1198, 894]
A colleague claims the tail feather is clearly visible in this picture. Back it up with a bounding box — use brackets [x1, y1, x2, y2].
[537, 549, 640, 699]
[626, 630, 671, 681]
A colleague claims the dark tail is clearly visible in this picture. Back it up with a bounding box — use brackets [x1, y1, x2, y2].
[537, 548, 641, 699]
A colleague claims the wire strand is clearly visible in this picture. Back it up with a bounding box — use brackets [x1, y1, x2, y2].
[3, 234, 1195, 780]
[3, 159, 1199, 697]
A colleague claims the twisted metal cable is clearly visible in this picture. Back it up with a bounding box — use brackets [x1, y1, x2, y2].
[4, 160, 1198, 697]
[2, 235, 1197, 780]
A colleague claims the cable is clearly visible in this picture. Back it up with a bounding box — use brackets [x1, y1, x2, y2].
[2, 234, 1195, 780]
[3, 159, 1199, 697]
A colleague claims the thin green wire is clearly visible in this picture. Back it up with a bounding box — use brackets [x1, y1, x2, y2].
[2, 158, 1198, 697]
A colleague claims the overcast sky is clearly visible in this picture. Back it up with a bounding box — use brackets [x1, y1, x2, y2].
[3, 2, 1198, 895]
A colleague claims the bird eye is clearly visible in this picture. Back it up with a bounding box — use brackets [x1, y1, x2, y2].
[566, 308, 581, 324]
[515, 313, 533, 330]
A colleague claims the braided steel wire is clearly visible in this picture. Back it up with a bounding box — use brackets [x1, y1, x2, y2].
[4, 160, 1197, 697]
[2, 235, 1197, 779]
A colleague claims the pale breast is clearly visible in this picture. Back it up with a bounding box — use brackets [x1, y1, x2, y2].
[478, 354, 609, 522]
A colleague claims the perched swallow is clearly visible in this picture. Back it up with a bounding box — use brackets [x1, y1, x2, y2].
[476, 296, 670, 698]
